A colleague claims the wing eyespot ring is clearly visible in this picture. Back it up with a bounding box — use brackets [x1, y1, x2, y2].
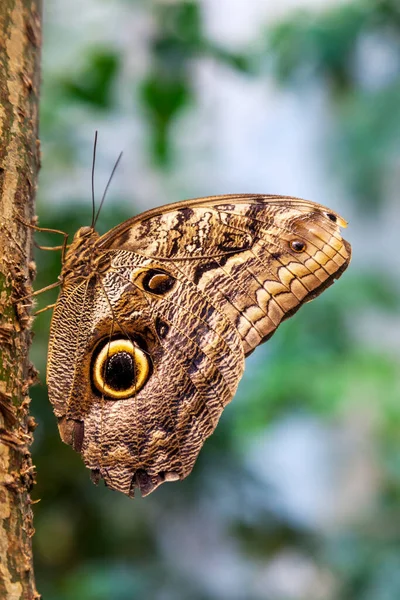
[290, 240, 306, 253]
[132, 268, 176, 296]
[92, 338, 150, 399]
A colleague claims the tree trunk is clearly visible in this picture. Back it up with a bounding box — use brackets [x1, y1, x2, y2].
[0, 0, 42, 598]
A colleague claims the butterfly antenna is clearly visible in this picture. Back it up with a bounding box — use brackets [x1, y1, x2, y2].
[91, 130, 98, 229]
[93, 151, 123, 228]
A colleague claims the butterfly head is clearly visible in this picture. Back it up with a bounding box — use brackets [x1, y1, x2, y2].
[75, 225, 97, 238]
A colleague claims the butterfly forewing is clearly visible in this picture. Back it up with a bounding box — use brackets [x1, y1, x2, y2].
[101, 195, 351, 355]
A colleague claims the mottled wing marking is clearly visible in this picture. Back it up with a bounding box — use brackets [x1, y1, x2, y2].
[100, 263, 244, 490]
[47, 278, 94, 417]
[103, 196, 351, 356]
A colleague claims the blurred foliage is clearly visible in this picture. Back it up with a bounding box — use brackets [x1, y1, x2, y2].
[30, 0, 400, 599]
[61, 49, 120, 109]
[268, 0, 400, 209]
[140, 1, 252, 165]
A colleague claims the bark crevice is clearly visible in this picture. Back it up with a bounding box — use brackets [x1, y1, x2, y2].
[0, 0, 42, 598]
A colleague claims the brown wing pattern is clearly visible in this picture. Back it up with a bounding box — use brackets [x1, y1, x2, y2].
[103, 195, 351, 355]
[47, 195, 351, 497]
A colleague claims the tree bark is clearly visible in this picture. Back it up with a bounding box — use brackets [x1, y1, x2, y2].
[0, 1, 41, 598]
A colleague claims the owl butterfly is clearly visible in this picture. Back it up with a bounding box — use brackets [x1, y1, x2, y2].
[47, 184, 351, 497]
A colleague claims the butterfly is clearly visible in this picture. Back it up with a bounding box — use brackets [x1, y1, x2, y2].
[45, 179, 351, 497]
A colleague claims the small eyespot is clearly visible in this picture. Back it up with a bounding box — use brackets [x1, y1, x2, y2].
[155, 317, 169, 339]
[290, 240, 306, 253]
[92, 338, 150, 399]
[141, 269, 176, 295]
[326, 212, 337, 223]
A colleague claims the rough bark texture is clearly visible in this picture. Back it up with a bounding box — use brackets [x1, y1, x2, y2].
[0, 0, 41, 598]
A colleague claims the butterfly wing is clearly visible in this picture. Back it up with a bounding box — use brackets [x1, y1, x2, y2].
[48, 247, 245, 497]
[48, 194, 351, 497]
[100, 194, 351, 356]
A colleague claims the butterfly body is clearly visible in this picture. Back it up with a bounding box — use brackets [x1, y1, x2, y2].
[47, 194, 351, 497]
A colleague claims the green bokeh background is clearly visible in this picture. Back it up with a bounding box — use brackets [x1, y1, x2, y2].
[31, 1, 400, 598]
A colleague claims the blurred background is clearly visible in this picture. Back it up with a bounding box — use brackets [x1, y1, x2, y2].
[30, 0, 400, 598]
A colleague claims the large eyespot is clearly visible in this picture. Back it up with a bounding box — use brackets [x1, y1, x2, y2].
[141, 269, 176, 296]
[290, 240, 306, 253]
[92, 339, 150, 399]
